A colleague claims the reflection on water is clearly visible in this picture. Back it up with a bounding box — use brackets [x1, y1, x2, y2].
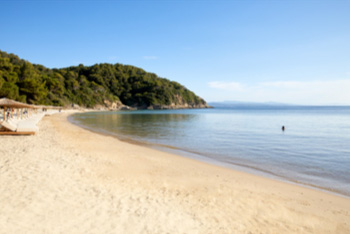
[76, 111, 198, 140]
[72, 107, 350, 197]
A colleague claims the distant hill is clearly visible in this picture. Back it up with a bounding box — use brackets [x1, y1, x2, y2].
[0, 50, 209, 109]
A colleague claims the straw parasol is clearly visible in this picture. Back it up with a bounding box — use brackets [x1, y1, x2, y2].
[36, 105, 61, 110]
[0, 98, 33, 109]
[0, 98, 36, 121]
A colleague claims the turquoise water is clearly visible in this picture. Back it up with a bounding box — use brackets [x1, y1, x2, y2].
[71, 106, 350, 197]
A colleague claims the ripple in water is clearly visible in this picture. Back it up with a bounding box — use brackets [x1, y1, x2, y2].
[71, 106, 350, 197]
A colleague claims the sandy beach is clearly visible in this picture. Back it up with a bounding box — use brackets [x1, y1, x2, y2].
[0, 112, 349, 234]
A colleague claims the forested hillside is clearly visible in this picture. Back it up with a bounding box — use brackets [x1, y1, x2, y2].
[0, 50, 208, 109]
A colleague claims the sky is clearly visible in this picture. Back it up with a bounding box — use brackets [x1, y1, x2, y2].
[1, 0, 350, 105]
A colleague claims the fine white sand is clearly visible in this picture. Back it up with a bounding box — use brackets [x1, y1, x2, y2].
[0, 112, 349, 233]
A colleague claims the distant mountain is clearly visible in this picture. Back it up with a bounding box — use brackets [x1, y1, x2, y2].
[0, 50, 209, 109]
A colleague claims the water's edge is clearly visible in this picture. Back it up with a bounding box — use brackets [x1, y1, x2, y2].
[68, 112, 350, 199]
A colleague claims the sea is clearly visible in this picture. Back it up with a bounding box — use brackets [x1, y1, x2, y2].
[71, 105, 350, 197]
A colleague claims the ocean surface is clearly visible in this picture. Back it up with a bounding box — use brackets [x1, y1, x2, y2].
[71, 106, 350, 197]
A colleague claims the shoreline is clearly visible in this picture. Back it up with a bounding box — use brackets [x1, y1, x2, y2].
[70, 111, 349, 199]
[1, 112, 350, 233]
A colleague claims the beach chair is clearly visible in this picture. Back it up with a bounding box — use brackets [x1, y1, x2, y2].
[0, 121, 17, 132]
[17, 122, 39, 134]
[0, 120, 36, 135]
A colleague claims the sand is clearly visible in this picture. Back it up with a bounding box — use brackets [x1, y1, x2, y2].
[0, 112, 349, 234]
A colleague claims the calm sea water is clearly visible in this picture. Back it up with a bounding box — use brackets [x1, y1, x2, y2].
[71, 106, 350, 197]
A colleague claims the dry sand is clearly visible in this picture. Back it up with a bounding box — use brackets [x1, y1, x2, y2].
[0, 112, 349, 234]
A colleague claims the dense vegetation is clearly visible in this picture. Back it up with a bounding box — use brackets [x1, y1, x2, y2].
[0, 50, 207, 108]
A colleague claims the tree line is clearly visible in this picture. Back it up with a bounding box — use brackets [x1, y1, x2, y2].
[0, 50, 207, 108]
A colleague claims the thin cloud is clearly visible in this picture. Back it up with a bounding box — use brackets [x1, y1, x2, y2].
[143, 56, 158, 60]
[260, 81, 304, 88]
[208, 79, 350, 105]
[108, 56, 119, 61]
[208, 81, 244, 91]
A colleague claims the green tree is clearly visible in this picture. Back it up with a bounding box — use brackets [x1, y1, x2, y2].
[0, 49, 208, 108]
[0, 82, 20, 99]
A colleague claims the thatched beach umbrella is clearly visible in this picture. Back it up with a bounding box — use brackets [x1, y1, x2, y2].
[36, 105, 61, 110]
[0, 98, 34, 121]
[0, 98, 32, 109]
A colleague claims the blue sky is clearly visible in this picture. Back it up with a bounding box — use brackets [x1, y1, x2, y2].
[1, 0, 350, 105]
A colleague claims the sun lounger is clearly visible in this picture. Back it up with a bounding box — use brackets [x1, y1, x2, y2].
[16, 122, 39, 133]
[0, 120, 36, 135]
[0, 121, 17, 132]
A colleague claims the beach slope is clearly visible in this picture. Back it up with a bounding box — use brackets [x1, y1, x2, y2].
[0, 113, 349, 233]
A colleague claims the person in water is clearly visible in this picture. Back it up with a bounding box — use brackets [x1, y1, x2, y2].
[282, 126, 285, 131]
